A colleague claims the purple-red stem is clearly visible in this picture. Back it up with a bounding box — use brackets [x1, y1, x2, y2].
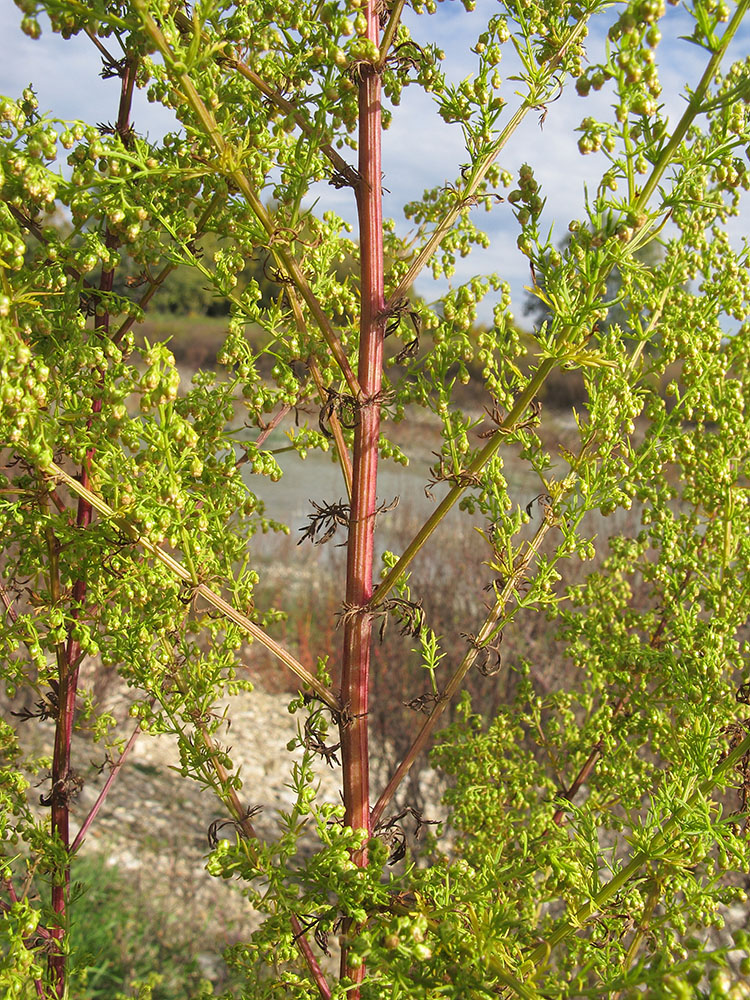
[338, 3, 384, 989]
[47, 54, 136, 998]
[69, 719, 142, 855]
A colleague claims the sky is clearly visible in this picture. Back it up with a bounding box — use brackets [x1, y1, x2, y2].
[1, 1, 748, 324]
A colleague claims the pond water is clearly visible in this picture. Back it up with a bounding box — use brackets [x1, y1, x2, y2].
[238, 408, 642, 579]
[240, 412, 546, 566]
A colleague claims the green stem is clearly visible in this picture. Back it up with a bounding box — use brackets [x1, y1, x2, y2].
[371, 514, 556, 827]
[385, 14, 593, 308]
[372, 0, 747, 611]
[634, 0, 750, 214]
[45, 463, 340, 711]
[170, 7, 354, 184]
[524, 730, 750, 980]
[371, 357, 556, 609]
[375, 0, 408, 71]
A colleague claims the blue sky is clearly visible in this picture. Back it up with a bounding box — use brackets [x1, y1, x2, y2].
[1, 1, 748, 324]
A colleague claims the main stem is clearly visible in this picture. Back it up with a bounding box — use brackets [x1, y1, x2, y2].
[47, 54, 136, 998]
[339, 2, 384, 988]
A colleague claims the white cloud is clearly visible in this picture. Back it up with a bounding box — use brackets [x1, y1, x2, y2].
[0, 5, 175, 139]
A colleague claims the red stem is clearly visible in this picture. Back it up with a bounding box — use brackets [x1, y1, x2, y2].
[47, 55, 136, 998]
[69, 719, 142, 855]
[290, 916, 332, 1000]
[338, 3, 384, 990]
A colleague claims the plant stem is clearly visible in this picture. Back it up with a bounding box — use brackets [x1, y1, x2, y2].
[337, 5, 384, 989]
[372, 357, 556, 609]
[384, 14, 593, 308]
[633, 0, 749, 214]
[371, 514, 555, 827]
[44, 463, 340, 710]
[69, 719, 143, 855]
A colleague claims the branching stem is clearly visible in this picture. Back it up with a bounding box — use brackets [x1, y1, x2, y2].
[371, 514, 555, 827]
[338, 3, 384, 988]
[44, 463, 339, 710]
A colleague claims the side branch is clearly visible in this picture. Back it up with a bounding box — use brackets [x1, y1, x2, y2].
[375, 0, 408, 71]
[170, 8, 353, 184]
[373, 0, 744, 608]
[385, 14, 593, 308]
[45, 464, 339, 711]
[70, 717, 143, 854]
[371, 513, 556, 827]
[371, 357, 557, 609]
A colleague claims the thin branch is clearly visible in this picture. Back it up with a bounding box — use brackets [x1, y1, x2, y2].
[83, 26, 120, 67]
[290, 915, 333, 1000]
[44, 463, 340, 711]
[384, 15, 592, 309]
[286, 288, 354, 501]
[375, 0, 409, 71]
[253, 404, 291, 449]
[0, 883, 52, 940]
[525, 728, 750, 974]
[308, 356, 354, 503]
[370, 0, 743, 610]
[370, 357, 557, 610]
[0, 582, 18, 624]
[633, 0, 749, 213]
[7, 204, 95, 290]
[113, 191, 223, 347]
[69, 718, 143, 855]
[170, 8, 353, 189]
[371, 513, 555, 828]
[227, 63, 354, 183]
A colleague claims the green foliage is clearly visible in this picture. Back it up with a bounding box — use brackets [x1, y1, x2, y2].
[2, 1, 750, 998]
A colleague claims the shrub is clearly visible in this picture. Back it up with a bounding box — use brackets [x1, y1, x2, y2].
[2, 2, 750, 998]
